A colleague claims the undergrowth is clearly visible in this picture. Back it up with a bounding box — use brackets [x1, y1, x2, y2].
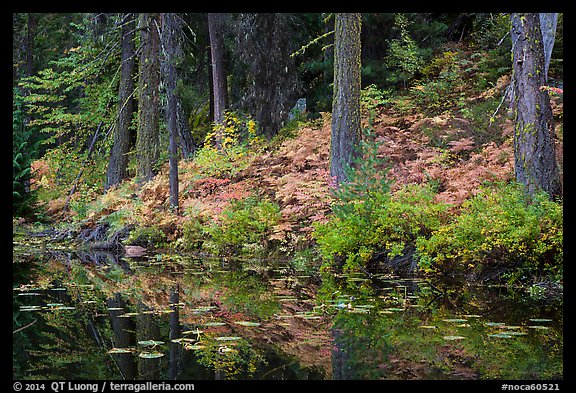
[313, 130, 563, 284]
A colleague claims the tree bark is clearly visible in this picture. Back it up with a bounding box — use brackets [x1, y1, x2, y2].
[161, 13, 180, 210]
[234, 13, 301, 139]
[136, 13, 161, 183]
[330, 13, 362, 186]
[106, 13, 136, 191]
[510, 13, 561, 199]
[208, 13, 228, 146]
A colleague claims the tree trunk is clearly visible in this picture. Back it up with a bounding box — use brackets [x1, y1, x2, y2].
[161, 13, 180, 210]
[233, 13, 301, 139]
[177, 98, 196, 159]
[106, 13, 136, 191]
[208, 13, 228, 146]
[136, 13, 161, 183]
[510, 13, 561, 199]
[330, 13, 362, 186]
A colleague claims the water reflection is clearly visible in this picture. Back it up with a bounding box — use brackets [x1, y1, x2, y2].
[322, 272, 562, 380]
[13, 246, 562, 380]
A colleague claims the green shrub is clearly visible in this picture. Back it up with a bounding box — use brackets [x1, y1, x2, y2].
[179, 215, 208, 252]
[203, 196, 281, 257]
[314, 182, 449, 272]
[126, 225, 167, 248]
[415, 182, 563, 283]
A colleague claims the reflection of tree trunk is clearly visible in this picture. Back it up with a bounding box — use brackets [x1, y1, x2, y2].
[137, 303, 162, 380]
[108, 293, 136, 380]
[331, 327, 356, 380]
[169, 285, 181, 380]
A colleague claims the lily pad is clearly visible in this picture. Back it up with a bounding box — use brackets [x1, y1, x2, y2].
[443, 318, 468, 323]
[138, 352, 164, 359]
[443, 335, 466, 340]
[118, 312, 140, 318]
[488, 333, 513, 339]
[171, 338, 195, 344]
[138, 340, 165, 347]
[501, 331, 528, 336]
[184, 344, 206, 350]
[528, 318, 553, 323]
[203, 322, 226, 327]
[484, 321, 506, 327]
[419, 325, 438, 329]
[528, 325, 550, 330]
[234, 321, 261, 327]
[215, 336, 242, 341]
[108, 348, 134, 354]
[218, 346, 237, 354]
[182, 329, 204, 335]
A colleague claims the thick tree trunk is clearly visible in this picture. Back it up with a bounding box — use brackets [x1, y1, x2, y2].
[136, 13, 161, 183]
[234, 13, 301, 139]
[106, 13, 136, 191]
[208, 13, 228, 147]
[511, 13, 561, 199]
[161, 13, 180, 210]
[330, 13, 362, 186]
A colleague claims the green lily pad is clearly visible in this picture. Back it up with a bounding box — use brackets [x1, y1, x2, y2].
[443, 335, 466, 340]
[528, 325, 550, 330]
[108, 347, 134, 354]
[171, 338, 195, 344]
[419, 325, 438, 329]
[234, 321, 261, 327]
[215, 336, 242, 341]
[183, 329, 204, 335]
[118, 312, 140, 318]
[484, 321, 506, 327]
[463, 314, 482, 318]
[138, 352, 164, 359]
[184, 344, 206, 350]
[501, 331, 528, 336]
[203, 322, 226, 327]
[443, 318, 468, 323]
[488, 333, 513, 338]
[138, 340, 165, 347]
[529, 318, 553, 323]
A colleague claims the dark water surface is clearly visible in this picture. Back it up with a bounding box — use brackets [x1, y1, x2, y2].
[13, 237, 562, 380]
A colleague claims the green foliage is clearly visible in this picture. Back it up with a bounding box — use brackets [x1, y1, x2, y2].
[193, 111, 263, 179]
[203, 196, 281, 257]
[315, 182, 448, 272]
[126, 225, 167, 248]
[19, 31, 120, 207]
[314, 132, 449, 271]
[194, 336, 267, 379]
[385, 14, 426, 87]
[13, 87, 38, 217]
[415, 182, 563, 283]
